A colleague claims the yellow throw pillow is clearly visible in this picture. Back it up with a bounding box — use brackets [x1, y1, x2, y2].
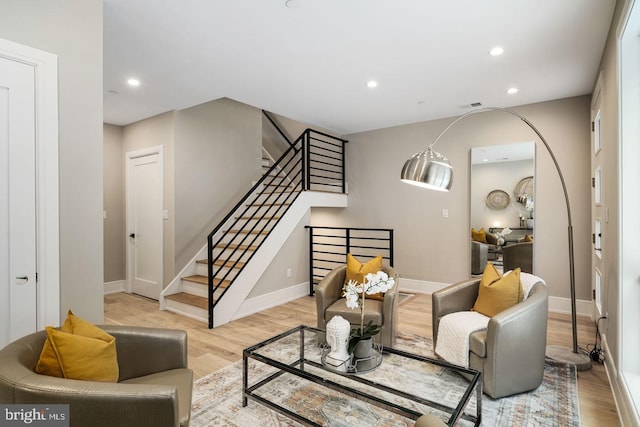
[35, 310, 119, 382]
[345, 253, 385, 300]
[471, 228, 487, 243]
[45, 327, 119, 383]
[473, 267, 522, 317]
[480, 262, 502, 288]
[35, 312, 74, 377]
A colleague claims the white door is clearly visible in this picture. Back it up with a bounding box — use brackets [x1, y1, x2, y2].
[126, 148, 163, 300]
[0, 56, 37, 346]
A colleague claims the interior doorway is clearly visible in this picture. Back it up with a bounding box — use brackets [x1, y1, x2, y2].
[0, 38, 59, 347]
[126, 146, 164, 300]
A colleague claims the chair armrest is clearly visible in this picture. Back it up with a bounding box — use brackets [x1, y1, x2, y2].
[484, 283, 548, 390]
[13, 374, 180, 427]
[381, 266, 399, 347]
[101, 326, 188, 381]
[315, 266, 347, 329]
[432, 279, 480, 347]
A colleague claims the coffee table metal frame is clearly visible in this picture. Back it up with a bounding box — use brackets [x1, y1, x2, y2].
[242, 325, 482, 427]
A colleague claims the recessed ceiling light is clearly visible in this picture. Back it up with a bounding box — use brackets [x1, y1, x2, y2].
[489, 47, 504, 56]
[507, 87, 518, 94]
[366, 80, 378, 88]
[127, 78, 141, 87]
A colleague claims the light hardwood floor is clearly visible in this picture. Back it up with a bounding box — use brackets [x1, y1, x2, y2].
[104, 292, 619, 426]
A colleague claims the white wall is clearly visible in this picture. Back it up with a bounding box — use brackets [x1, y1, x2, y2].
[0, 0, 104, 323]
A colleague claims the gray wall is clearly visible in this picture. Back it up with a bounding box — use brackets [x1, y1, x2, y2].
[174, 98, 261, 270]
[249, 211, 310, 298]
[313, 96, 592, 303]
[103, 124, 125, 283]
[0, 0, 104, 323]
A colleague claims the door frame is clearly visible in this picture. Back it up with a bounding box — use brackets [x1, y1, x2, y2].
[125, 145, 164, 295]
[0, 37, 59, 328]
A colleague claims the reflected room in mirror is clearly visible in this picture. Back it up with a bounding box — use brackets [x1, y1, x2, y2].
[469, 142, 535, 275]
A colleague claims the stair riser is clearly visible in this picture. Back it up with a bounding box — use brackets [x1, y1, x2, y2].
[195, 263, 240, 278]
[164, 299, 207, 323]
[181, 280, 225, 299]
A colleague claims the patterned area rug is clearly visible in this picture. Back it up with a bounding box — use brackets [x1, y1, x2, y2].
[191, 332, 579, 426]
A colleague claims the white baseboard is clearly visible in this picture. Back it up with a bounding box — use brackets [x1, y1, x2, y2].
[398, 278, 450, 295]
[232, 282, 310, 321]
[104, 280, 126, 295]
[398, 277, 591, 317]
[602, 335, 637, 426]
[547, 295, 592, 317]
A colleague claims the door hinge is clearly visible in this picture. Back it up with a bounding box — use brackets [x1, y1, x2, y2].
[592, 177, 595, 188]
[35, 272, 38, 283]
[593, 289, 596, 300]
[591, 121, 595, 132]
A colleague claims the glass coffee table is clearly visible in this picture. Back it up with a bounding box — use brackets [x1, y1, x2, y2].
[242, 325, 482, 426]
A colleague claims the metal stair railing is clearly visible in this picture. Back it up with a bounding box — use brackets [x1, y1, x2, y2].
[305, 226, 395, 295]
[206, 129, 348, 328]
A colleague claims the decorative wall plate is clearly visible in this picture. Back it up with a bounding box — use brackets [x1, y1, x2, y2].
[486, 189, 510, 210]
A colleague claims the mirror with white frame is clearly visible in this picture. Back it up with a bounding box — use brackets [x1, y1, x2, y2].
[470, 142, 535, 274]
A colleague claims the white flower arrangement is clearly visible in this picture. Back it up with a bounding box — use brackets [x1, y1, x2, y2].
[342, 271, 396, 353]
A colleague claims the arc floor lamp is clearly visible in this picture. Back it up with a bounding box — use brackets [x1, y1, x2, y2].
[401, 107, 592, 371]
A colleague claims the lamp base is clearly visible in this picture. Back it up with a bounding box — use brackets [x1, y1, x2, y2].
[546, 345, 592, 371]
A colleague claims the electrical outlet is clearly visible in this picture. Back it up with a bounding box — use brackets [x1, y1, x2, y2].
[287, 268, 292, 278]
[442, 208, 449, 218]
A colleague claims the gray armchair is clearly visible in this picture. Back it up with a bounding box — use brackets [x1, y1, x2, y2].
[432, 278, 548, 398]
[0, 325, 193, 427]
[502, 241, 533, 273]
[316, 265, 399, 348]
[471, 241, 488, 275]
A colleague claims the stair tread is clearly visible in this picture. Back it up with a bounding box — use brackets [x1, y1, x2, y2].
[165, 292, 209, 310]
[236, 216, 280, 220]
[224, 229, 269, 235]
[195, 259, 246, 269]
[182, 275, 230, 288]
[214, 243, 258, 251]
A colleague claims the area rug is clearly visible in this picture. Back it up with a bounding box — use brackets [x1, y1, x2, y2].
[191, 332, 579, 426]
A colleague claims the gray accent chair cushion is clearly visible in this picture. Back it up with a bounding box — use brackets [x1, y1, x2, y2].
[0, 325, 193, 427]
[316, 265, 399, 348]
[432, 278, 548, 399]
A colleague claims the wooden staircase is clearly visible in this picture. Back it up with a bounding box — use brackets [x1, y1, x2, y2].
[160, 126, 348, 327]
[163, 153, 296, 321]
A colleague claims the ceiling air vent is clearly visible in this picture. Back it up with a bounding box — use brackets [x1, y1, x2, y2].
[459, 102, 483, 109]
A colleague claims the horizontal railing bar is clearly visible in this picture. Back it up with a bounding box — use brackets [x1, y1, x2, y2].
[309, 159, 342, 170]
[305, 226, 395, 232]
[305, 128, 349, 144]
[309, 166, 342, 175]
[309, 150, 342, 161]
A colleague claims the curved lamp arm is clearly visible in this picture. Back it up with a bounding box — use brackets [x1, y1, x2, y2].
[418, 107, 579, 355]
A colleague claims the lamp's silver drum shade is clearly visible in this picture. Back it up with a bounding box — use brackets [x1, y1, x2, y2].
[400, 148, 453, 191]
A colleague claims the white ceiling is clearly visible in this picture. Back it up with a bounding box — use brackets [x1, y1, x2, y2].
[103, 0, 616, 135]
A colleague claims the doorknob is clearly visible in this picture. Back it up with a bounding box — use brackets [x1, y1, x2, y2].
[16, 276, 28, 283]
[129, 233, 135, 238]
